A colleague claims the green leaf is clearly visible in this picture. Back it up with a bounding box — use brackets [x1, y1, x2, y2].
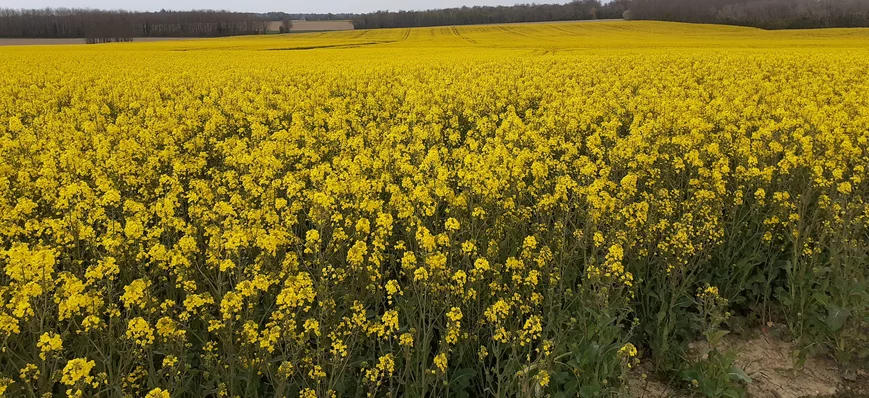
[722, 388, 743, 398]
[826, 305, 851, 332]
[728, 366, 752, 384]
[450, 367, 475, 396]
[554, 371, 572, 385]
[681, 369, 701, 382]
[578, 384, 601, 397]
[708, 329, 730, 345]
[812, 292, 829, 306]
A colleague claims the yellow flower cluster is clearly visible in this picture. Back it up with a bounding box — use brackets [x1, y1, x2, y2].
[0, 20, 867, 396]
[37, 332, 63, 360]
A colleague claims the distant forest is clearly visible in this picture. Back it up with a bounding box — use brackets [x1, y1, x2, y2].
[295, 1, 629, 30]
[627, 0, 869, 29]
[1, 0, 868, 41]
[262, 0, 869, 30]
[0, 9, 268, 40]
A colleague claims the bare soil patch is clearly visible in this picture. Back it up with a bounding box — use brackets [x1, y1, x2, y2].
[735, 333, 840, 398]
[628, 364, 676, 398]
[628, 330, 864, 398]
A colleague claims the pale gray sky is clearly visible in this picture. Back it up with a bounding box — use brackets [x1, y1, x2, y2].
[0, 0, 573, 14]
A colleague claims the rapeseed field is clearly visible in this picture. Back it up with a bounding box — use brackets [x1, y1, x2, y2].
[0, 21, 867, 397]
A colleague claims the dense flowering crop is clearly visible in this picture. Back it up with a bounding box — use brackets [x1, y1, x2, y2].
[0, 21, 867, 397]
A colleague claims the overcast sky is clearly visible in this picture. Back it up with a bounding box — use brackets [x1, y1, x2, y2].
[0, 0, 574, 14]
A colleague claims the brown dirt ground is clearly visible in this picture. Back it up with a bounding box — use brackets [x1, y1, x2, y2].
[628, 364, 675, 398]
[736, 334, 840, 398]
[628, 330, 867, 398]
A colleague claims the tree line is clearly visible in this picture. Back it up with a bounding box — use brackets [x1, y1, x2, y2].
[304, 0, 867, 31]
[349, 0, 869, 30]
[2, 0, 868, 41]
[0, 2, 628, 40]
[262, 12, 356, 21]
[351, 1, 628, 29]
[0, 9, 269, 40]
[626, 0, 869, 29]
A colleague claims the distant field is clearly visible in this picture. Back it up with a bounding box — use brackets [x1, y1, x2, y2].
[266, 20, 282, 32]
[0, 21, 867, 398]
[266, 20, 354, 33]
[5, 20, 858, 50]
